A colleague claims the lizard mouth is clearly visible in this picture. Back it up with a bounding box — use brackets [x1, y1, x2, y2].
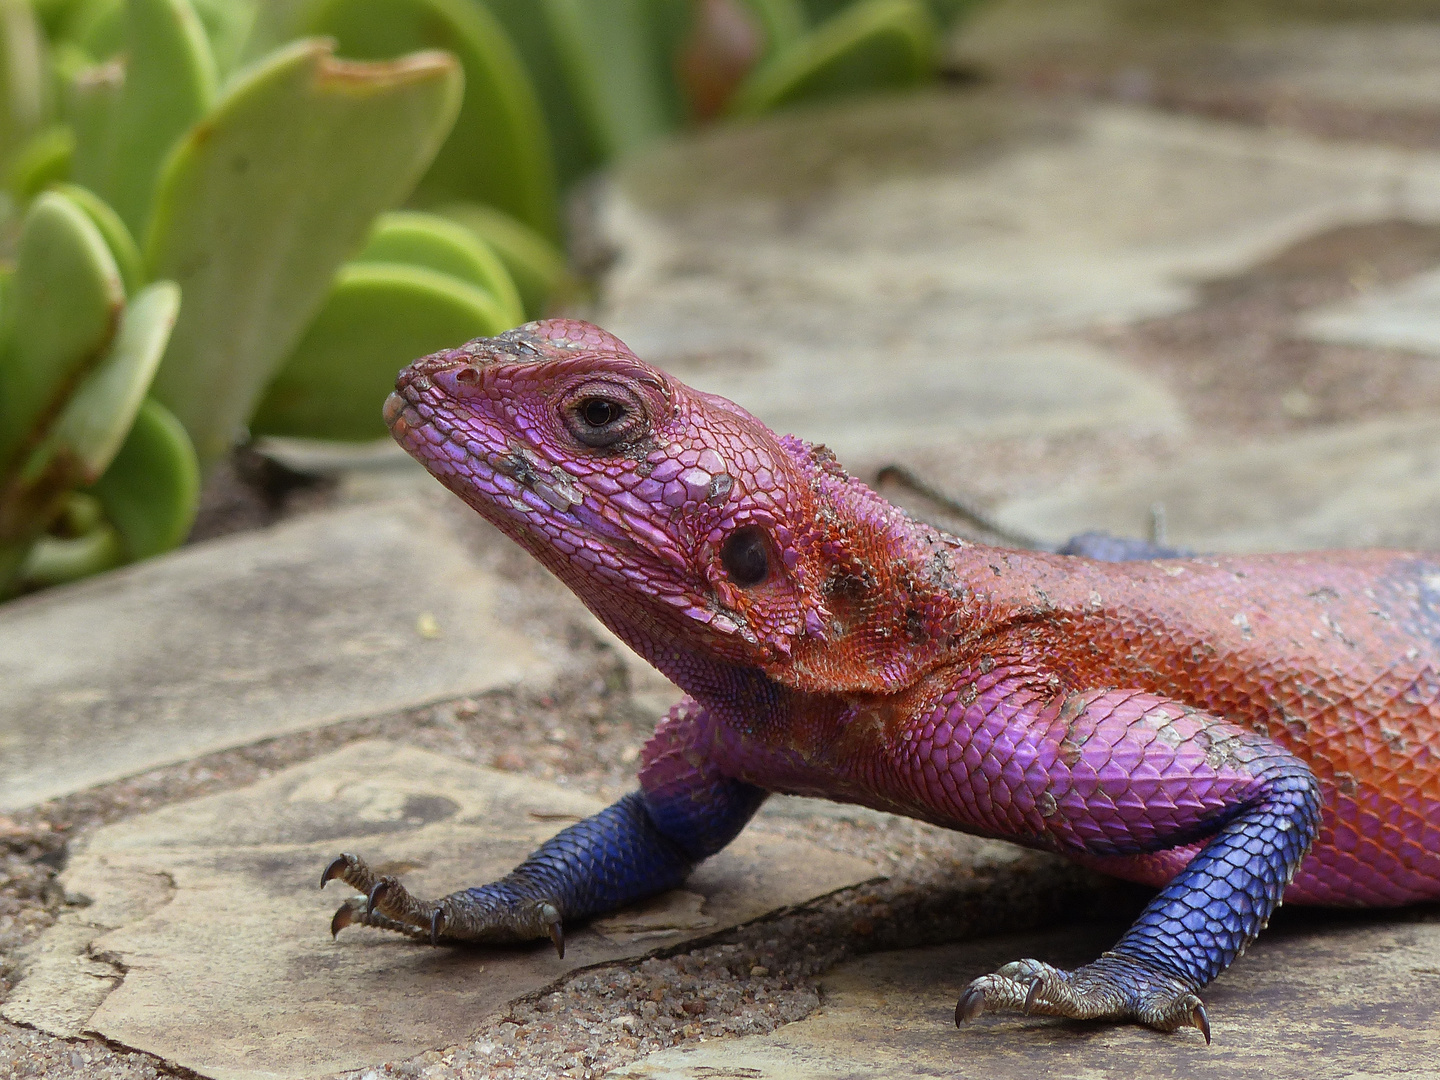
[382, 390, 406, 432]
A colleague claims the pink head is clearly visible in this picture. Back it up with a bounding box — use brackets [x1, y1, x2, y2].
[385, 320, 966, 694]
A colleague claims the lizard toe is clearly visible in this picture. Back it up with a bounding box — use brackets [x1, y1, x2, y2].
[320, 852, 375, 893]
[321, 852, 454, 941]
[956, 954, 1211, 1039]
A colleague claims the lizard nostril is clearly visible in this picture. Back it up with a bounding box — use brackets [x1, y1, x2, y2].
[454, 365, 482, 386]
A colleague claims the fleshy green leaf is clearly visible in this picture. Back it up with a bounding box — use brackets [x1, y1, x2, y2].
[91, 395, 198, 558]
[796, 0, 845, 20]
[57, 489, 104, 534]
[52, 181, 144, 295]
[479, 0, 599, 191]
[252, 261, 511, 442]
[16, 522, 124, 588]
[641, 0, 693, 114]
[437, 200, 570, 320]
[34, 0, 84, 38]
[728, 0, 935, 117]
[64, 0, 125, 61]
[540, 0, 678, 161]
[0, 189, 124, 475]
[0, 280, 176, 592]
[359, 210, 524, 327]
[65, 57, 123, 190]
[0, 0, 48, 168]
[6, 122, 73, 201]
[145, 39, 462, 466]
[49, 37, 92, 83]
[98, 0, 219, 239]
[741, 0, 808, 51]
[43, 281, 181, 483]
[190, 0, 257, 76]
[308, 0, 558, 239]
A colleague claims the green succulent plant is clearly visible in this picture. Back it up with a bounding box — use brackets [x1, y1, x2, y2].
[0, 187, 189, 594]
[0, 0, 986, 600]
[0, 0, 490, 597]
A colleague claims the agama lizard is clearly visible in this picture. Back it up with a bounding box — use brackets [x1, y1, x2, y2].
[323, 319, 1440, 1040]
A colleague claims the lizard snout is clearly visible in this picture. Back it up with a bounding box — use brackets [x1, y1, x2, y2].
[382, 391, 405, 430]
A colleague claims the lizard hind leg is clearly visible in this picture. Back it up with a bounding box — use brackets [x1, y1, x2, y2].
[953, 733, 1320, 1041]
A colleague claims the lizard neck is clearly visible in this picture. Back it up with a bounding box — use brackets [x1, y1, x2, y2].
[772, 449, 999, 696]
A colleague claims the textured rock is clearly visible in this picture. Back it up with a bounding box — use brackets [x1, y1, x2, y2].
[594, 94, 1440, 466]
[614, 907, 1440, 1080]
[1, 740, 881, 1080]
[960, 4, 1440, 119]
[0, 498, 555, 811]
[996, 417, 1440, 553]
[1302, 265, 1440, 356]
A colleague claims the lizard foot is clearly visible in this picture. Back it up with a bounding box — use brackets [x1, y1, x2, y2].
[320, 852, 566, 956]
[955, 953, 1211, 1042]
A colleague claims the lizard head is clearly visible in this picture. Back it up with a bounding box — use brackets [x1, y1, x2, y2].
[386, 319, 964, 694]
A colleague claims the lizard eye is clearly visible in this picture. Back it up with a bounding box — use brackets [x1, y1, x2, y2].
[721, 527, 769, 588]
[562, 382, 646, 448]
[583, 398, 623, 427]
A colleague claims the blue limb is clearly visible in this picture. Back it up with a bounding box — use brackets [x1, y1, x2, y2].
[323, 704, 766, 953]
[956, 743, 1321, 1038]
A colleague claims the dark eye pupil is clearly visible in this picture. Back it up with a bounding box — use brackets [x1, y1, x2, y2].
[721, 527, 769, 587]
[583, 399, 621, 427]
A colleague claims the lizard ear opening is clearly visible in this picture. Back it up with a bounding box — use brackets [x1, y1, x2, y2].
[721, 527, 770, 587]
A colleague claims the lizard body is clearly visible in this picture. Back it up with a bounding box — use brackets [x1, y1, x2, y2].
[325, 319, 1440, 1038]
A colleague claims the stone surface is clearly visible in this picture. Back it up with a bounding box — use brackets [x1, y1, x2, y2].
[1, 740, 881, 1080]
[1302, 265, 1440, 356]
[1217, 24, 1440, 113]
[959, 3, 1440, 123]
[614, 906, 1440, 1080]
[594, 94, 1440, 466]
[0, 498, 556, 811]
[995, 416, 1440, 553]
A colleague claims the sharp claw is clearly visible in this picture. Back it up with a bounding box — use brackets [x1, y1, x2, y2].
[955, 986, 984, 1026]
[331, 903, 356, 938]
[1191, 1001, 1211, 1045]
[429, 907, 445, 946]
[549, 919, 565, 959]
[1022, 977, 1042, 1014]
[320, 855, 350, 889]
[366, 881, 391, 916]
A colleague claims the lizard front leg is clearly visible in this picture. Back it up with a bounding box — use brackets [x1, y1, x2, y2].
[323, 700, 765, 954]
[917, 674, 1321, 1039]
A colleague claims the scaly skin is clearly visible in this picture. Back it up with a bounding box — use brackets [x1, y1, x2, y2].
[323, 320, 1440, 1040]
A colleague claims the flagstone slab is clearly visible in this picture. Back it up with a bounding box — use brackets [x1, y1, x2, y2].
[594, 95, 1440, 466]
[0, 497, 555, 811]
[1, 740, 882, 1080]
[614, 906, 1440, 1080]
[995, 416, 1440, 554]
[961, 6, 1440, 117]
[1301, 265, 1440, 356]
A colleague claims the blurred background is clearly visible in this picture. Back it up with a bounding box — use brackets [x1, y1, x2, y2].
[5, 0, 1440, 599]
